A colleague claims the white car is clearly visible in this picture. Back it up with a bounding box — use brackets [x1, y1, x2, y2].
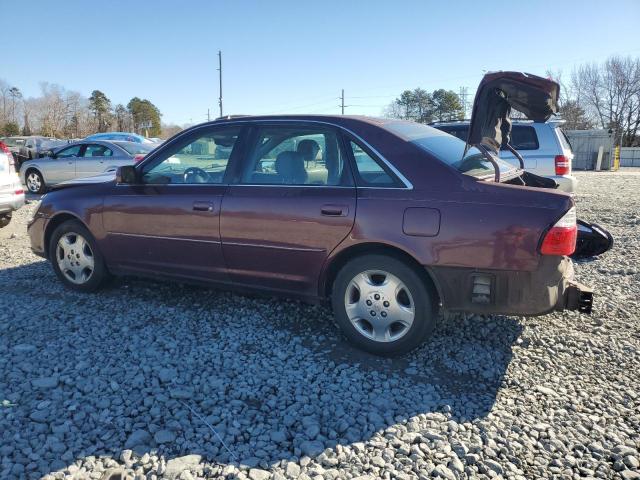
[432, 119, 577, 193]
[0, 151, 25, 228]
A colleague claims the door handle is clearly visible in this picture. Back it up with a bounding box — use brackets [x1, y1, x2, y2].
[193, 201, 214, 212]
[321, 204, 348, 216]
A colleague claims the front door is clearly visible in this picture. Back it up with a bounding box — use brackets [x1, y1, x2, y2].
[48, 144, 82, 184]
[101, 125, 245, 282]
[220, 123, 356, 296]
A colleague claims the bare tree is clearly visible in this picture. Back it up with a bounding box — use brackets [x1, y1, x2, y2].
[546, 70, 593, 130]
[572, 56, 640, 145]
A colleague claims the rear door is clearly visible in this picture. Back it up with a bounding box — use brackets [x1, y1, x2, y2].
[499, 124, 542, 172]
[220, 122, 356, 296]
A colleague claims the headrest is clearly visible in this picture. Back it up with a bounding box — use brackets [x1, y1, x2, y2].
[297, 139, 320, 161]
[275, 151, 307, 184]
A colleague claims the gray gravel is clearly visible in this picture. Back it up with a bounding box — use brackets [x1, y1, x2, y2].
[1, 170, 639, 480]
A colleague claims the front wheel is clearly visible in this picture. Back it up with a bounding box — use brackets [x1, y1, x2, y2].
[49, 220, 111, 292]
[25, 169, 45, 194]
[331, 254, 437, 356]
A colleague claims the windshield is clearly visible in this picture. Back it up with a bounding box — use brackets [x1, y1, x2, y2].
[114, 141, 154, 155]
[384, 121, 517, 179]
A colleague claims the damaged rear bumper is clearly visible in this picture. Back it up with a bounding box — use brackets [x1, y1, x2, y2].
[430, 256, 594, 316]
[561, 280, 593, 314]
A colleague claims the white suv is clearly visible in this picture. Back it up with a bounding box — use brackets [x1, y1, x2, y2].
[0, 151, 25, 228]
[432, 120, 577, 193]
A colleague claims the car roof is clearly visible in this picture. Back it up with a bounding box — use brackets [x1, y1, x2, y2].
[431, 119, 564, 127]
[210, 114, 396, 127]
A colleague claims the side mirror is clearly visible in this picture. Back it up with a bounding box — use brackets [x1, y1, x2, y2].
[116, 165, 138, 184]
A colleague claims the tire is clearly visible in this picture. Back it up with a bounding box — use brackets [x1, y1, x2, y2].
[331, 254, 437, 356]
[49, 220, 111, 292]
[0, 214, 11, 228]
[25, 169, 46, 194]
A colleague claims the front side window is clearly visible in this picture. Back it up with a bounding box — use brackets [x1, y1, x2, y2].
[142, 127, 240, 184]
[241, 126, 348, 186]
[56, 145, 82, 158]
[349, 141, 396, 186]
[83, 144, 113, 157]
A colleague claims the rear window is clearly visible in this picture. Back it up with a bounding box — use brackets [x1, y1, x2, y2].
[384, 121, 517, 179]
[115, 142, 154, 155]
[557, 128, 572, 151]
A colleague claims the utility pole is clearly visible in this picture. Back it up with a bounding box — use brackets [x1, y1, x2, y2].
[218, 50, 223, 117]
[340, 89, 345, 115]
[458, 86, 469, 118]
[207, 108, 210, 122]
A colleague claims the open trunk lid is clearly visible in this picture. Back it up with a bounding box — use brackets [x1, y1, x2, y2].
[468, 71, 560, 154]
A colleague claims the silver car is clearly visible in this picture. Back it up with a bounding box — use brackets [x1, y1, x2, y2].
[432, 119, 577, 193]
[19, 140, 154, 193]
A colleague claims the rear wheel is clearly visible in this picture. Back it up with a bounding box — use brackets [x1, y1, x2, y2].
[0, 213, 11, 228]
[49, 220, 110, 292]
[331, 254, 437, 356]
[25, 169, 45, 194]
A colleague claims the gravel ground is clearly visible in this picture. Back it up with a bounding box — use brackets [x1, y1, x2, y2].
[1, 170, 639, 480]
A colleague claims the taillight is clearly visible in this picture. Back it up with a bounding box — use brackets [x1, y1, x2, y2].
[0, 142, 14, 172]
[133, 154, 145, 162]
[15, 188, 24, 195]
[555, 155, 570, 175]
[540, 206, 577, 256]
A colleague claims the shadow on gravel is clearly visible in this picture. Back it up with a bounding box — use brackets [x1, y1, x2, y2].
[0, 262, 523, 477]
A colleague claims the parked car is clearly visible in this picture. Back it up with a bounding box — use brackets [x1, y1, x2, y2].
[0, 151, 25, 228]
[18, 136, 68, 165]
[432, 119, 577, 193]
[27, 72, 593, 356]
[20, 140, 154, 194]
[0, 136, 28, 160]
[84, 132, 155, 144]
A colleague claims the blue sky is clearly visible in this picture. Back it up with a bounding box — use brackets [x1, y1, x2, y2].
[3, 0, 639, 125]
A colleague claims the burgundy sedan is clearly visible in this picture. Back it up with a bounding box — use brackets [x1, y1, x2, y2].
[28, 72, 592, 355]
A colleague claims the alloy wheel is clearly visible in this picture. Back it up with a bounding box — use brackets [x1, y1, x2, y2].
[56, 233, 95, 285]
[344, 269, 415, 342]
[26, 172, 42, 193]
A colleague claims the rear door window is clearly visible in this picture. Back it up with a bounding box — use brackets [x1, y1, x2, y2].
[83, 144, 113, 157]
[241, 125, 349, 186]
[349, 141, 398, 186]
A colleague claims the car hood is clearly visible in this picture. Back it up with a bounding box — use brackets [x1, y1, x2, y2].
[50, 171, 116, 190]
[468, 71, 559, 153]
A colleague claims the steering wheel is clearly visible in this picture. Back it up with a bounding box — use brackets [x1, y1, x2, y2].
[183, 167, 209, 184]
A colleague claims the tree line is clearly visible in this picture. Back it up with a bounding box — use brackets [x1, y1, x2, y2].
[0, 81, 179, 139]
[385, 55, 640, 147]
